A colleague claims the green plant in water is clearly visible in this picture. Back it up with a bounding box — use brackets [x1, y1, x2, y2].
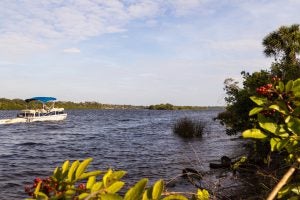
[242, 77, 300, 199]
[173, 117, 205, 138]
[25, 158, 209, 200]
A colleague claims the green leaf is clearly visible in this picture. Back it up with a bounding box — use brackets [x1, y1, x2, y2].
[78, 170, 102, 180]
[67, 160, 79, 182]
[106, 181, 125, 193]
[242, 129, 267, 139]
[258, 114, 285, 135]
[269, 103, 288, 115]
[91, 181, 103, 192]
[285, 80, 293, 92]
[292, 78, 300, 93]
[249, 107, 263, 116]
[142, 188, 152, 200]
[75, 158, 93, 180]
[250, 96, 268, 106]
[62, 160, 70, 174]
[53, 167, 62, 181]
[285, 116, 291, 123]
[152, 180, 164, 200]
[124, 178, 148, 200]
[103, 169, 113, 188]
[196, 189, 209, 200]
[87, 176, 96, 189]
[278, 185, 292, 199]
[276, 138, 290, 151]
[291, 185, 300, 195]
[64, 189, 76, 198]
[34, 181, 42, 196]
[78, 193, 89, 200]
[270, 138, 280, 151]
[99, 193, 123, 200]
[162, 195, 188, 200]
[36, 192, 48, 200]
[278, 81, 284, 92]
[112, 170, 127, 180]
[286, 141, 299, 153]
[288, 117, 300, 134]
[279, 133, 289, 138]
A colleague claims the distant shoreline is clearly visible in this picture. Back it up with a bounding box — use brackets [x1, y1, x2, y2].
[0, 98, 224, 110]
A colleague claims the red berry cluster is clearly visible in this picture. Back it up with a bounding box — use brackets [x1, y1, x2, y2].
[25, 177, 87, 198]
[256, 84, 273, 95]
[261, 109, 276, 117]
[78, 183, 86, 190]
[25, 177, 58, 197]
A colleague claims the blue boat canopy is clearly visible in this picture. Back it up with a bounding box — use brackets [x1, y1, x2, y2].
[25, 97, 57, 103]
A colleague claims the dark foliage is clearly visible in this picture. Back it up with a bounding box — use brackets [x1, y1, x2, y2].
[173, 117, 205, 138]
[216, 70, 270, 135]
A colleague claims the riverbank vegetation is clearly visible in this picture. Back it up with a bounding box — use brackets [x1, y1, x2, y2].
[216, 24, 300, 136]
[217, 24, 300, 199]
[148, 103, 223, 110]
[243, 78, 300, 199]
[0, 98, 144, 110]
[0, 98, 223, 110]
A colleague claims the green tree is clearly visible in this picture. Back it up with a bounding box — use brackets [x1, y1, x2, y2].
[263, 24, 300, 80]
[263, 24, 300, 65]
[217, 70, 270, 135]
[217, 24, 300, 135]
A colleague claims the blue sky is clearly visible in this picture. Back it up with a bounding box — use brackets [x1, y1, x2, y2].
[0, 0, 300, 106]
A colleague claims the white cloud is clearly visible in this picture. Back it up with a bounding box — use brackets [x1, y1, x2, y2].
[0, 0, 183, 56]
[0, 33, 47, 58]
[210, 39, 262, 51]
[128, 1, 160, 18]
[168, 0, 205, 16]
[63, 48, 81, 53]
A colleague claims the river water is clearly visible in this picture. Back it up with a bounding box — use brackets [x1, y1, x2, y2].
[0, 109, 247, 199]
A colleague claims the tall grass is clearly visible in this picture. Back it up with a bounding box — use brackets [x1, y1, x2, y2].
[173, 117, 205, 138]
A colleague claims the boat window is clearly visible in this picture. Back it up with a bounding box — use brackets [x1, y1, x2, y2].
[17, 113, 25, 118]
[26, 113, 34, 117]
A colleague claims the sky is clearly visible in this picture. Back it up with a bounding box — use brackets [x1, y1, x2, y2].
[0, 0, 300, 106]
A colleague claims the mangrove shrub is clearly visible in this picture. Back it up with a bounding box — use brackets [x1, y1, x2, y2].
[217, 24, 300, 135]
[242, 78, 300, 199]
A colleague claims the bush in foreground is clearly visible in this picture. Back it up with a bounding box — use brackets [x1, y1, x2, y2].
[25, 158, 209, 200]
[242, 78, 300, 199]
[173, 118, 205, 138]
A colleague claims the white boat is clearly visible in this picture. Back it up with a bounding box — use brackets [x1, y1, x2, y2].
[0, 97, 67, 124]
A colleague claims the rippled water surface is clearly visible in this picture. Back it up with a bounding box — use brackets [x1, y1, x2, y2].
[0, 109, 246, 199]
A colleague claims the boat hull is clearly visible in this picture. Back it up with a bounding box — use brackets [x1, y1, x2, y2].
[0, 114, 67, 124]
[0, 118, 27, 124]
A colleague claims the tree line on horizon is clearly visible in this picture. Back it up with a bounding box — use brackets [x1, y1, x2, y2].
[0, 98, 222, 110]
